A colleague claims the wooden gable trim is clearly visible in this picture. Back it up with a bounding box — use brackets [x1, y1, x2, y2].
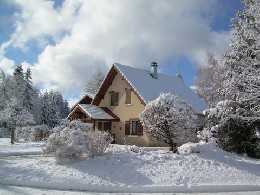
[92, 63, 146, 107]
[67, 105, 91, 120]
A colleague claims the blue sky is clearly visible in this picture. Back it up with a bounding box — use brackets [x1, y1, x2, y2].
[0, 0, 242, 105]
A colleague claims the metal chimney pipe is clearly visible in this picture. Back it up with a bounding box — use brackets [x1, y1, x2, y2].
[151, 62, 158, 79]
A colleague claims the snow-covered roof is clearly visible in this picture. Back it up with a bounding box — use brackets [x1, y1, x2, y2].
[70, 93, 94, 111]
[78, 104, 115, 120]
[113, 63, 209, 113]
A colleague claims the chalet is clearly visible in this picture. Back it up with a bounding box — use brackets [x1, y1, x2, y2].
[68, 62, 209, 146]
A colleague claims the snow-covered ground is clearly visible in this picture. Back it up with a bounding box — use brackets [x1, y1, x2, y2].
[0, 138, 259, 194]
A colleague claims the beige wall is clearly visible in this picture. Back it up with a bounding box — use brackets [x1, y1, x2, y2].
[98, 73, 165, 146]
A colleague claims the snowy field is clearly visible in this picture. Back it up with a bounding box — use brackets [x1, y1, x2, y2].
[0, 138, 259, 194]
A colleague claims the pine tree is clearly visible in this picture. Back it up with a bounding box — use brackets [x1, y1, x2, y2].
[194, 52, 226, 107]
[84, 69, 105, 96]
[23, 68, 34, 111]
[224, 0, 260, 113]
[41, 92, 51, 127]
[208, 0, 260, 158]
[0, 68, 6, 111]
[31, 89, 43, 125]
[13, 65, 26, 106]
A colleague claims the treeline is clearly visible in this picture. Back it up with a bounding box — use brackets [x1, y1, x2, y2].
[0, 65, 70, 128]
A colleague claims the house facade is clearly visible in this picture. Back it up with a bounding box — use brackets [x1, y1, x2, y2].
[69, 63, 209, 146]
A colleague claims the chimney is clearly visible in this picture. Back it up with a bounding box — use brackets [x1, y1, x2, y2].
[150, 62, 158, 79]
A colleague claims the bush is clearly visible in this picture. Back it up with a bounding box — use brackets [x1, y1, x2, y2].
[15, 125, 50, 141]
[219, 118, 260, 159]
[43, 120, 112, 160]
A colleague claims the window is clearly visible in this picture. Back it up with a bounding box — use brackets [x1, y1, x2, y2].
[97, 122, 111, 133]
[98, 122, 103, 131]
[125, 119, 143, 136]
[125, 88, 131, 105]
[110, 91, 119, 106]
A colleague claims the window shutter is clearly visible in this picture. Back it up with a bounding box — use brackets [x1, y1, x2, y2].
[125, 88, 131, 104]
[137, 121, 143, 135]
[125, 121, 130, 135]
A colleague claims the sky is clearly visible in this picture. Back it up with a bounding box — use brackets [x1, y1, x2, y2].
[0, 0, 242, 106]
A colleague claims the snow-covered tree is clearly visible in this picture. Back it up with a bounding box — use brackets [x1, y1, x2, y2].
[224, 0, 260, 114]
[13, 65, 26, 106]
[194, 52, 226, 107]
[31, 89, 43, 125]
[203, 100, 260, 158]
[43, 120, 111, 160]
[48, 90, 62, 128]
[140, 93, 198, 152]
[23, 68, 34, 111]
[84, 69, 105, 96]
[41, 92, 51, 126]
[206, 0, 260, 158]
[0, 98, 35, 144]
[0, 68, 6, 111]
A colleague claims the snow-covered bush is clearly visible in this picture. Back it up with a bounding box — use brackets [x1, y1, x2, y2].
[140, 93, 198, 152]
[202, 100, 260, 158]
[197, 126, 219, 143]
[43, 120, 112, 160]
[178, 141, 217, 155]
[15, 125, 50, 141]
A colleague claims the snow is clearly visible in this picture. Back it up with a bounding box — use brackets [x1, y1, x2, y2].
[114, 63, 209, 113]
[0, 138, 259, 193]
[78, 104, 115, 120]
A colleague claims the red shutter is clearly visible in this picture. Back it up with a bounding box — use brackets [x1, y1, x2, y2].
[125, 121, 130, 135]
[137, 121, 143, 135]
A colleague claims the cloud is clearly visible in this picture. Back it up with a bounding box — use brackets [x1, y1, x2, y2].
[0, 57, 15, 75]
[1, 0, 233, 99]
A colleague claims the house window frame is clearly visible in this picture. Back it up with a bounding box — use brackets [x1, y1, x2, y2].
[125, 118, 143, 136]
[110, 91, 119, 107]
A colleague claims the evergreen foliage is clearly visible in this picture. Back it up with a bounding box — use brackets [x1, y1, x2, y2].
[0, 66, 70, 143]
[219, 0, 260, 158]
[197, 0, 260, 158]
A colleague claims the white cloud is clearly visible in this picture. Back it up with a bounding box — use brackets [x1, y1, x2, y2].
[0, 57, 15, 75]
[2, 0, 234, 100]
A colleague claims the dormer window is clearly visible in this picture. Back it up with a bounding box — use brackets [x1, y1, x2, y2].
[125, 88, 131, 105]
[110, 91, 119, 106]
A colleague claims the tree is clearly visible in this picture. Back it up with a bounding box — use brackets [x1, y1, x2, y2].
[0, 98, 35, 144]
[23, 68, 34, 111]
[0, 68, 6, 111]
[205, 0, 260, 158]
[140, 93, 198, 152]
[194, 52, 226, 107]
[224, 0, 260, 113]
[13, 65, 26, 106]
[84, 69, 105, 96]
